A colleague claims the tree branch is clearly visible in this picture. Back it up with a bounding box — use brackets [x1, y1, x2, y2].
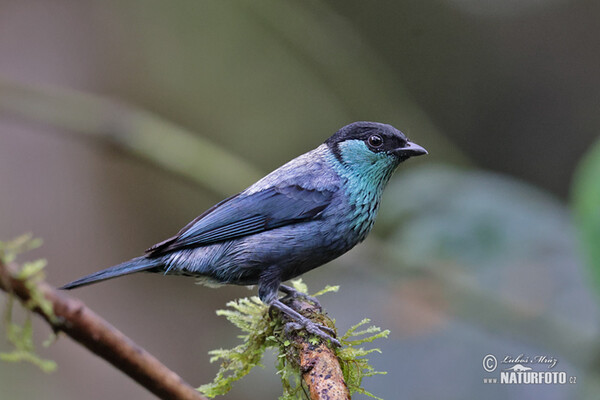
[0, 259, 207, 400]
[298, 342, 349, 400]
[282, 296, 350, 400]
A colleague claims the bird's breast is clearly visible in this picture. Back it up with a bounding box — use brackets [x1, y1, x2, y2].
[336, 176, 384, 242]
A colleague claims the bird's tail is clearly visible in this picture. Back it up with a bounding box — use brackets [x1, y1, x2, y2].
[60, 256, 162, 290]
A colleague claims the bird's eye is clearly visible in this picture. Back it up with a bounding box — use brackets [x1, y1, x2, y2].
[367, 134, 384, 149]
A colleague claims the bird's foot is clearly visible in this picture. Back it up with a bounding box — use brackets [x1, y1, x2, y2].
[270, 299, 340, 347]
[278, 284, 322, 310]
[284, 320, 341, 347]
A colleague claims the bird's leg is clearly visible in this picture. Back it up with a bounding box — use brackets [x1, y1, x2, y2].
[278, 284, 322, 310]
[259, 267, 340, 347]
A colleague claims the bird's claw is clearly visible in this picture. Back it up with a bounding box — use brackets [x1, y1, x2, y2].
[284, 319, 341, 347]
[320, 325, 337, 336]
[270, 298, 340, 346]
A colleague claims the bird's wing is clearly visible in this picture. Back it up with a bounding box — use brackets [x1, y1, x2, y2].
[146, 185, 335, 256]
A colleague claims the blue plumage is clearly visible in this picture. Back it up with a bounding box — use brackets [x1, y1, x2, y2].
[61, 121, 427, 344]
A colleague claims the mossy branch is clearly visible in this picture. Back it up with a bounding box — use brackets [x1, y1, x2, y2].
[0, 236, 207, 400]
[199, 280, 389, 400]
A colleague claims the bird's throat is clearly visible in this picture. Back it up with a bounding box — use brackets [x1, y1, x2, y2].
[325, 146, 397, 239]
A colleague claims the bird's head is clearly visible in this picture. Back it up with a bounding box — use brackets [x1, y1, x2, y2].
[325, 121, 427, 179]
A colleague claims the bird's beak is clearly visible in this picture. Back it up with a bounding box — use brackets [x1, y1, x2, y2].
[392, 141, 428, 159]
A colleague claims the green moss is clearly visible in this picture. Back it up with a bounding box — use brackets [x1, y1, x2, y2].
[198, 279, 388, 399]
[338, 319, 389, 400]
[197, 296, 275, 397]
[0, 234, 57, 373]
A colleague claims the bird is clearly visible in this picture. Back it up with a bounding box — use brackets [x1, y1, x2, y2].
[61, 121, 427, 345]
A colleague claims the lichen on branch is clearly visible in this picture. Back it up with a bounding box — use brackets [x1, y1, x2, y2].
[0, 234, 57, 372]
[0, 235, 207, 400]
[198, 279, 389, 400]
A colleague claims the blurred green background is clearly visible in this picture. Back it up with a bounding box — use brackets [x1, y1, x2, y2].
[1, 0, 600, 399]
